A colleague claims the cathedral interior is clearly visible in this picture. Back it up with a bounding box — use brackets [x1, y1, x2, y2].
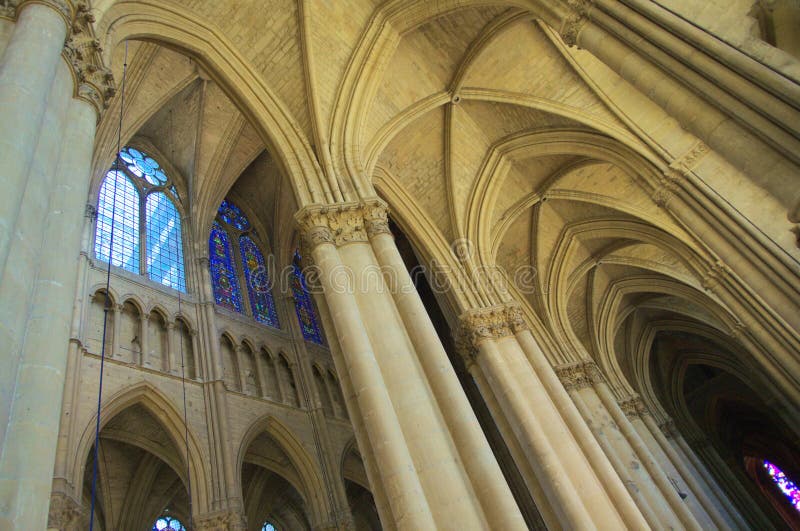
[0, 0, 799, 529]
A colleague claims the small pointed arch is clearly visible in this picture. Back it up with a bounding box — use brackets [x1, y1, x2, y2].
[220, 332, 241, 392]
[312, 364, 334, 417]
[236, 415, 331, 526]
[174, 315, 197, 380]
[120, 295, 146, 315]
[147, 303, 171, 323]
[71, 382, 211, 514]
[240, 339, 260, 396]
[89, 285, 119, 306]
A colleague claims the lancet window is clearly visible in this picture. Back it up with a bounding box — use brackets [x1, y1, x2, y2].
[209, 199, 280, 327]
[95, 146, 186, 292]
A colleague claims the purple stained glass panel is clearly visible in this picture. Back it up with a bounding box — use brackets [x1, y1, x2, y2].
[217, 199, 250, 230]
[764, 460, 800, 513]
[209, 220, 243, 313]
[291, 251, 323, 344]
[239, 235, 280, 328]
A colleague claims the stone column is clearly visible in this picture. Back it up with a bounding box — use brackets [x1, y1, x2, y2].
[0, 0, 71, 271]
[512, 317, 650, 529]
[295, 208, 437, 529]
[364, 203, 526, 530]
[0, 21, 110, 520]
[194, 508, 246, 531]
[166, 322, 176, 374]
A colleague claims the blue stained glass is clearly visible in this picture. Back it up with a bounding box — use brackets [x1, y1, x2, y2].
[209, 220, 243, 313]
[120, 146, 167, 185]
[291, 251, 323, 344]
[262, 523, 276, 531]
[95, 168, 140, 274]
[764, 460, 800, 513]
[240, 235, 280, 327]
[145, 192, 185, 292]
[217, 199, 250, 230]
[153, 516, 185, 531]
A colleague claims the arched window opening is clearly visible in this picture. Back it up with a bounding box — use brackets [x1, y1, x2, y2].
[152, 515, 186, 531]
[209, 198, 279, 328]
[261, 522, 277, 531]
[290, 250, 323, 344]
[95, 146, 185, 291]
[763, 460, 800, 513]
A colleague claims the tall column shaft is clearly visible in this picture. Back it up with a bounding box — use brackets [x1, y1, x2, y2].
[0, 2, 69, 273]
[515, 328, 649, 529]
[0, 95, 95, 530]
[306, 235, 436, 529]
[368, 222, 526, 530]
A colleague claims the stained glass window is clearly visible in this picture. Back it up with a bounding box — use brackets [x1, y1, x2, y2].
[209, 221, 243, 313]
[261, 523, 276, 531]
[218, 199, 250, 230]
[95, 168, 140, 274]
[153, 516, 185, 531]
[240, 235, 279, 327]
[764, 460, 800, 513]
[209, 199, 281, 327]
[146, 192, 185, 291]
[95, 147, 185, 292]
[291, 251, 323, 344]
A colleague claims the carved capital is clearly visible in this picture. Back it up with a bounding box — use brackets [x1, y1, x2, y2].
[560, 0, 595, 47]
[363, 200, 391, 238]
[618, 395, 646, 419]
[659, 418, 677, 439]
[47, 492, 83, 530]
[555, 361, 593, 391]
[195, 509, 247, 531]
[505, 303, 529, 333]
[459, 306, 513, 350]
[63, 1, 116, 119]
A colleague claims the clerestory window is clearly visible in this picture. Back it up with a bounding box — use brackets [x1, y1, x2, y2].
[209, 199, 280, 328]
[94, 146, 186, 292]
[152, 515, 186, 531]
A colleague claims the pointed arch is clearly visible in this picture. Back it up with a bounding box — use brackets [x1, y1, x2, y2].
[71, 382, 211, 514]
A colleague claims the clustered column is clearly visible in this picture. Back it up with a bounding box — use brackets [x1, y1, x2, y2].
[296, 199, 526, 530]
[458, 304, 648, 529]
[0, 2, 115, 529]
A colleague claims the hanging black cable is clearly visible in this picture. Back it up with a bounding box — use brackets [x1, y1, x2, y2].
[89, 39, 128, 531]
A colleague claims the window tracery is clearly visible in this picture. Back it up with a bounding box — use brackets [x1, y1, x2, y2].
[209, 199, 279, 328]
[152, 515, 186, 531]
[95, 146, 185, 292]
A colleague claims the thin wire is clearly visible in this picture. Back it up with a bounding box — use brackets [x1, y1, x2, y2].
[177, 293, 194, 529]
[89, 39, 128, 531]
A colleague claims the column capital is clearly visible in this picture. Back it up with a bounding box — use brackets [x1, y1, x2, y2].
[47, 491, 83, 530]
[458, 303, 531, 350]
[559, 0, 595, 47]
[62, 2, 116, 120]
[554, 361, 592, 390]
[701, 259, 730, 291]
[194, 509, 247, 531]
[10, 0, 73, 24]
[295, 199, 389, 248]
[617, 394, 648, 419]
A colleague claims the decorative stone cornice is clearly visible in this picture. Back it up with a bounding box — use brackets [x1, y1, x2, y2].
[47, 492, 83, 530]
[195, 509, 247, 531]
[295, 199, 389, 248]
[560, 0, 595, 47]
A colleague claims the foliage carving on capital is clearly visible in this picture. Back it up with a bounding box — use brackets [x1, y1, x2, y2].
[618, 395, 646, 419]
[505, 303, 529, 333]
[195, 509, 247, 531]
[363, 199, 391, 238]
[459, 306, 512, 349]
[63, 1, 116, 119]
[560, 0, 595, 47]
[555, 362, 593, 391]
[701, 259, 730, 291]
[47, 492, 84, 530]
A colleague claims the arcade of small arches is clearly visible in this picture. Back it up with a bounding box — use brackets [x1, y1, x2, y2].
[0, 0, 797, 530]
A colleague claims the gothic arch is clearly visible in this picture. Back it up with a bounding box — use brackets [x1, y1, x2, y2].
[94, 0, 327, 209]
[71, 381, 211, 514]
[236, 415, 331, 526]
